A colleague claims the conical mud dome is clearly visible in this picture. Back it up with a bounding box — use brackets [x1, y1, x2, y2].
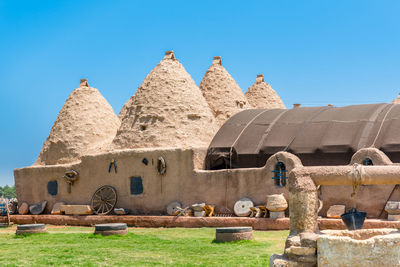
[245, 74, 286, 109]
[199, 56, 250, 126]
[35, 79, 121, 165]
[112, 51, 219, 149]
[118, 95, 135, 121]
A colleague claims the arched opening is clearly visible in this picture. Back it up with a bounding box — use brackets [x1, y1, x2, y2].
[273, 162, 287, 187]
[362, 158, 373, 166]
[361, 158, 373, 187]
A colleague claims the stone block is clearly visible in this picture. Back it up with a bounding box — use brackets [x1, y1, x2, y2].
[318, 229, 400, 266]
[60, 205, 92, 215]
[194, 211, 205, 217]
[18, 202, 29, 215]
[285, 246, 316, 257]
[388, 214, 400, 221]
[385, 201, 400, 214]
[298, 255, 317, 264]
[285, 235, 301, 249]
[269, 254, 299, 267]
[51, 202, 65, 215]
[300, 232, 318, 248]
[270, 211, 285, 219]
[29, 201, 47, 215]
[114, 208, 129, 215]
[326, 205, 345, 218]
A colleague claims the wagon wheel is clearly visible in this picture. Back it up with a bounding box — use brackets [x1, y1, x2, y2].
[91, 185, 117, 215]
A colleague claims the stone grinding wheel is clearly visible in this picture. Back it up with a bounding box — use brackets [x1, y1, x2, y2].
[167, 201, 182, 216]
[234, 198, 254, 217]
[216, 227, 253, 233]
[215, 227, 253, 242]
[90, 185, 118, 215]
[16, 224, 47, 235]
[94, 223, 128, 236]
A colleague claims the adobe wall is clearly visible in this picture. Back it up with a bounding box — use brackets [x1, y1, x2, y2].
[14, 147, 398, 217]
[14, 148, 288, 214]
[318, 148, 397, 218]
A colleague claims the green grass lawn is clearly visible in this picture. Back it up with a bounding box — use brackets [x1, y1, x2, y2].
[0, 226, 287, 266]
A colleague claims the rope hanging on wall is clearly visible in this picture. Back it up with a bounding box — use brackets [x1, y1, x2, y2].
[350, 164, 363, 198]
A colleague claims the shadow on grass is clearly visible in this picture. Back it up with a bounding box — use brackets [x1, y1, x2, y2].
[88, 232, 134, 239]
[211, 239, 254, 244]
[14, 232, 50, 238]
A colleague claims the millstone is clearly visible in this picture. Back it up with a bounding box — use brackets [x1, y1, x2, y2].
[216, 227, 253, 233]
[167, 201, 182, 216]
[16, 224, 47, 235]
[17, 224, 46, 230]
[233, 198, 253, 217]
[215, 227, 253, 242]
[94, 223, 128, 236]
[95, 223, 127, 231]
[29, 201, 47, 215]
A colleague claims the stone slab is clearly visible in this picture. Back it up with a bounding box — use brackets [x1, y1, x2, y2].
[388, 214, 400, 221]
[51, 202, 65, 215]
[300, 232, 318, 248]
[270, 211, 285, 219]
[114, 208, 128, 215]
[60, 205, 93, 215]
[326, 205, 345, 218]
[29, 201, 47, 215]
[18, 202, 29, 215]
[285, 246, 316, 257]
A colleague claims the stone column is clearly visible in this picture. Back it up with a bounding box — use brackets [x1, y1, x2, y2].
[288, 169, 319, 235]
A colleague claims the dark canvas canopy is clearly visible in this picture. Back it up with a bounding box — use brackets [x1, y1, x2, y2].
[206, 103, 400, 169]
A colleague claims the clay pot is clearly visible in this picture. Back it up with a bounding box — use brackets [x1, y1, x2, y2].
[266, 194, 288, 212]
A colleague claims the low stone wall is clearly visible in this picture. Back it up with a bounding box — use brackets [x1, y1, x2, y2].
[2, 216, 400, 231]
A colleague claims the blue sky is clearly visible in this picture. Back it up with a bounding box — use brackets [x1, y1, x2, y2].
[0, 0, 400, 185]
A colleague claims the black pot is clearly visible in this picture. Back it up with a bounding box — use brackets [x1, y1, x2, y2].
[340, 208, 367, 230]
